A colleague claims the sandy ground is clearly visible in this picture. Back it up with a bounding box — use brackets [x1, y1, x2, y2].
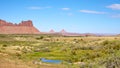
[0, 52, 66, 68]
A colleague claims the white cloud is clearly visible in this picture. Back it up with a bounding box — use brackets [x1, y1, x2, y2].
[61, 8, 70, 10]
[79, 10, 106, 14]
[111, 14, 120, 18]
[106, 4, 120, 10]
[28, 6, 42, 10]
[28, 6, 52, 10]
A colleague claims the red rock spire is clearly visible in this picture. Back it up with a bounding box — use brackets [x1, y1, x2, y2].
[49, 29, 55, 33]
[60, 29, 66, 33]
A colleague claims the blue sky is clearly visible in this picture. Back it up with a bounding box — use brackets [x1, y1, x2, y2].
[0, 0, 120, 33]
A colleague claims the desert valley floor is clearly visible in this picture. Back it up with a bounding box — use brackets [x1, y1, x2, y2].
[0, 34, 120, 68]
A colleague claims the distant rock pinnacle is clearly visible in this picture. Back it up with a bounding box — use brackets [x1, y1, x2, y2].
[49, 29, 55, 33]
[60, 29, 66, 33]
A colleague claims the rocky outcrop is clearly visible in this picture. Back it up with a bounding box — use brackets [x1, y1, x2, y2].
[60, 29, 66, 33]
[0, 19, 40, 34]
[49, 29, 55, 33]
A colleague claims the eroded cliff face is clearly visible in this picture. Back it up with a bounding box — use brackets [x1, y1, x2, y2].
[0, 19, 40, 34]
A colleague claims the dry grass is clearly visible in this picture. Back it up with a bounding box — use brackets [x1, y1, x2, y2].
[0, 53, 31, 68]
[0, 35, 120, 68]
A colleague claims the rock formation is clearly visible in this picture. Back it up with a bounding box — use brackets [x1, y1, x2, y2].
[49, 29, 55, 33]
[60, 29, 66, 33]
[0, 19, 40, 34]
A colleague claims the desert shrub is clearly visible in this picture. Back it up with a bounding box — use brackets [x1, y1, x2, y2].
[40, 48, 50, 52]
[98, 40, 120, 53]
[61, 47, 67, 52]
[2, 44, 8, 47]
[70, 45, 94, 51]
[16, 52, 21, 57]
[36, 36, 44, 40]
[73, 39, 79, 43]
[79, 63, 93, 68]
[34, 48, 40, 52]
[99, 54, 120, 68]
[16, 47, 21, 51]
[80, 52, 101, 62]
[68, 55, 79, 62]
[73, 46, 94, 50]
[34, 47, 51, 52]
[1, 47, 5, 50]
[66, 50, 79, 62]
[22, 47, 28, 53]
[43, 38, 51, 41]
[105, 41, 120, 50]
[79, 46, 94, 50]
[102, 40, 109, 45]
[0, 35, 6, 38]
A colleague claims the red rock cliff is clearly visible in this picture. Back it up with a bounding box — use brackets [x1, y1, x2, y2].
[0, 19, 40, 34]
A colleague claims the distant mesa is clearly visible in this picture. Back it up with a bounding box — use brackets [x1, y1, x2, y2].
[49, 29, 55, 33]
[0, 19, 40, 34]
[60, 29, 66, 33]
[0, 19, 109, 36]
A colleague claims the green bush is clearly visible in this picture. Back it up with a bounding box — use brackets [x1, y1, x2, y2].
[36, 36, 44, 40]
[2, 44, 8, 47]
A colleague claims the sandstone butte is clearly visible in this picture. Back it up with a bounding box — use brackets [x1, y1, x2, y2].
[49, 29, 55, 33]
[0, 19, 40, 34]
[60, 29, 66, 33]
